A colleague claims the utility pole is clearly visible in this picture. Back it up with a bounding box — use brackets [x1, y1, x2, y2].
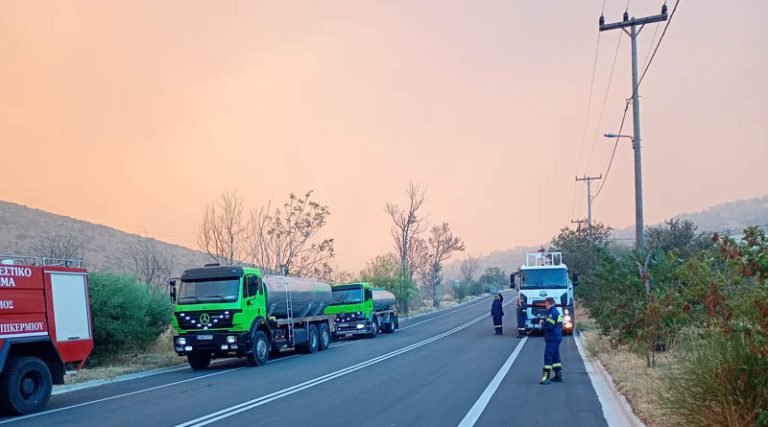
[570, 218, 588, 233]
[599, 5, 668, 251]
[576, 174, 602, 237]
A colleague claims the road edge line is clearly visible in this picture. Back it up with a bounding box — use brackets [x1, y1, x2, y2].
[574, 330, 645, 427]
[457, 336, 528, 427]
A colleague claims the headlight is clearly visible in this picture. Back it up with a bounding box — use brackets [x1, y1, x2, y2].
[226, 336, 237, 344]
[176, 337, 187, 345]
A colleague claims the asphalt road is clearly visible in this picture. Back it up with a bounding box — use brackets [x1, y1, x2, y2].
[0, 291, 608, 427]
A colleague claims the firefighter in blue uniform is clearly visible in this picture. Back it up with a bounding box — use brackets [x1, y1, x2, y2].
[538, 297, 563, 384]
[491, 294, 504, 335]
[516, 293, 527, 338]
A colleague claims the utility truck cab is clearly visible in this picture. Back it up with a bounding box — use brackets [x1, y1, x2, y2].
[515, 252, 576, 335]
[323, 283, 398, 338]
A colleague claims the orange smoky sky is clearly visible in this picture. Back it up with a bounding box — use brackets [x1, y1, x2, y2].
[1, 1, 766, 272]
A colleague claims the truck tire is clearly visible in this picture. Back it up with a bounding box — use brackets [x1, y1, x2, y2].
[367, 319, 378, 338]
[0, 357, 53, 415]
[318, 323, 331, 351]
[384, 316, 395, 334]
[246, 331, 270, 366]
[300, 324, 319, 354]
[187, 355, 212, 370]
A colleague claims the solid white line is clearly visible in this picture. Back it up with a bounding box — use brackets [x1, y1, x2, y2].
[573, 332, 645, 427]
[176, 315, 489, 427]
[457, 336, 528, 427]
[0, 355, 300, 425]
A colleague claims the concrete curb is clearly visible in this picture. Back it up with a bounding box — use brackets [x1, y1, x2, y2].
[574, 330, 645, 427]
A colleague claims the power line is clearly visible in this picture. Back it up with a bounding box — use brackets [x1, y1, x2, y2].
[635, 0, 680, 96]
[592, 1, 680, 203]
[585, 33, 622, 173]
[591, 99, 630, 201]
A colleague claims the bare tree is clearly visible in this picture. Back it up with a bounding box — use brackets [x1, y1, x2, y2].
[197, 190, 249, 265]
[34, 232, 85, 262]
[386, 183, 427, 312]
[244, 191, 334, 279]
[460, 255, 480, 285]
[130, 236, 174, 287]
[422, 222, 465, 307]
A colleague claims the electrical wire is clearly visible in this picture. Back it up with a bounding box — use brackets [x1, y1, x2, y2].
[585, 33, 622, 173]
[591, 99, 630, 201]
[571, 0, 607, 217]
[634, 0, 680, 96]
[592, 0, 680, 202]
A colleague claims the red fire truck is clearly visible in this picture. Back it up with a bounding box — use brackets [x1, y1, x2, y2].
[0, 256, 93, 415]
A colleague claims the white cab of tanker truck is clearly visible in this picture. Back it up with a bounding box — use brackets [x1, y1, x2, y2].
[515, 252, 578, 335]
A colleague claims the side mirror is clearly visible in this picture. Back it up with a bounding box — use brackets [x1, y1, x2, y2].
[169, 278, 178, 303]
[509, 273, 515, 288]
[571, 272, 580, 287]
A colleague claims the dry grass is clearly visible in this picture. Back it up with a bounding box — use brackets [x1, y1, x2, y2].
[576, 304, 680, 427]
[65, 328, 184, 385]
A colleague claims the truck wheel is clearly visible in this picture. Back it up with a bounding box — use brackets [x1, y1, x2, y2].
[368, 319, 378, 338]
[246, 331, 270, 366]
[318, 323, 331, 351]
[0, 357, 53, 415]
[385, 316, 396, 334]
[187, 355, 212, 370]
[301, 325, 319, 354]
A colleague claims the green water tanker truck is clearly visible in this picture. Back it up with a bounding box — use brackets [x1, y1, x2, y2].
[170, 264, 336, 370]
[324, 282, 398, 338]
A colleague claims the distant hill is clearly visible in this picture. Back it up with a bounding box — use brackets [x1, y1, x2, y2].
[445, 194, 768, 280]
[0, 200, 210, 275]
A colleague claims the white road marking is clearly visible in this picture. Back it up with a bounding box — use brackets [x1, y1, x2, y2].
[0, 355, 300, 425]
[573, 332, 645, 427]
[457, 336, 528, 427]
[176, 314, 490, 427]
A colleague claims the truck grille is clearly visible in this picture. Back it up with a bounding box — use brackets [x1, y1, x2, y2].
[175, 310, 239, 330]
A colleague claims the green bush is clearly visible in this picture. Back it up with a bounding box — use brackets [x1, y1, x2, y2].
[88, 272, 172, 363]
[663, 328, 768, 427]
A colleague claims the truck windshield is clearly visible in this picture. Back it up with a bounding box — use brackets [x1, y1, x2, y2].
[178, 278, 240, 304]
[521, 269, 568, 289]
[330, 286, 364, 305]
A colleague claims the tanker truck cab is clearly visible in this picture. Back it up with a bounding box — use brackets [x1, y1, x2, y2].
[171, 265, 336, 370]
[517, 252, 576, 336]
[324, 282, 398, 338]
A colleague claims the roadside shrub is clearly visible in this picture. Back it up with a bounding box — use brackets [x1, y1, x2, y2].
[88, 272, 172, 363]
[663, 328, 768, 427]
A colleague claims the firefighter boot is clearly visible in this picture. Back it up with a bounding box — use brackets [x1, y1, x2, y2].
[517, 328, 525, 338]
[539, 368, 551, 385]
[552, 368, 563, 383]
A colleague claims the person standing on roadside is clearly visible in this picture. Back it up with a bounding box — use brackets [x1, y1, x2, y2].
[491, 294, 504, 335]
[538, 297, 563, 384]
[516, 292, 527, 338]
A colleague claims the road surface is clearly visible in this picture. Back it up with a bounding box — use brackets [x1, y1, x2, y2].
[0, 291, 609, 427]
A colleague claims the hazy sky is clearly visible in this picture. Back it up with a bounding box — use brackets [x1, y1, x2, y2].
[2, 1, 766, 271]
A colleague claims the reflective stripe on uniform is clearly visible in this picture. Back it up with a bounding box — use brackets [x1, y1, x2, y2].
[557, 315, 563, 323]
[546, 318, 556, 325]
[552, 363, 562, 368]
[544, 365, 552, 369]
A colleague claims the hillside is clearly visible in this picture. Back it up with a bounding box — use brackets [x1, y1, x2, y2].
[0, 200, 210, 275]
[445, 194, 768, 280]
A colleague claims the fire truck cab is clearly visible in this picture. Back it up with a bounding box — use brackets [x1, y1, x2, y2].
[0, 256, 93, 415]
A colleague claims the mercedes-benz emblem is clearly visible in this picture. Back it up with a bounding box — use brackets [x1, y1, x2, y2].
[199, 313, 211, 325]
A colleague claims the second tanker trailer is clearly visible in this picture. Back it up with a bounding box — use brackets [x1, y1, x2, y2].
[170, 265, 336, 370]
